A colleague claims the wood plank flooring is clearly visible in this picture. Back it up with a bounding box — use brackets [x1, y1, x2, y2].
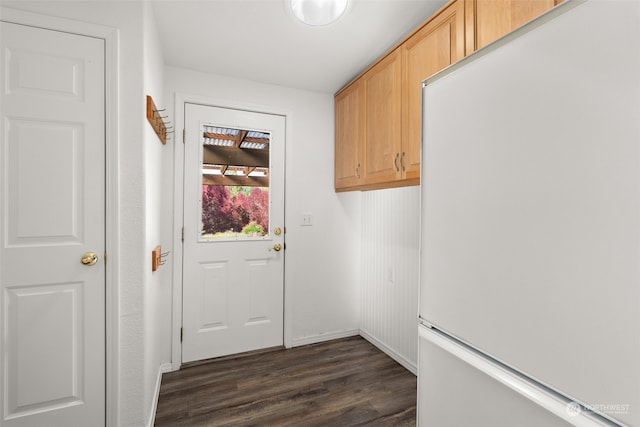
[155, 336, 417, 426]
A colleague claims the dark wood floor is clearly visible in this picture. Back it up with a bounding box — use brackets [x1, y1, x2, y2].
[155, 336, 417, 426]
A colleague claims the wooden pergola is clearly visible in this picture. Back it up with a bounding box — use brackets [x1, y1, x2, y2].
[202, 128, 270, 187]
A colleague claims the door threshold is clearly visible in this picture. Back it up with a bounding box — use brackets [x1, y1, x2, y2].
[181, 345, 285, 368]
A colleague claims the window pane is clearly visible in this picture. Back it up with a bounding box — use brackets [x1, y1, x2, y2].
[199, 125, 270, 241]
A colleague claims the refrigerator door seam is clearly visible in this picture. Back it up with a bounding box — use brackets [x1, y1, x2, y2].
[419, 326, 625, 427]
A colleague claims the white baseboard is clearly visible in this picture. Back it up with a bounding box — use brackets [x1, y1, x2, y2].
[147, 362, 173, 427]
[359, 330, 417, 375]
[290, 329, 360, 347]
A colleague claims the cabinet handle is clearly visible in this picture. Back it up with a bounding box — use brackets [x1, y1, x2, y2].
[394, 153, 400, 172]
[356, 163, 361, 179]
[401, 152, 406, 172]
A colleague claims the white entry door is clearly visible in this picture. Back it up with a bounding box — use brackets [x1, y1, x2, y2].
[0, 22, 105, 427]
[182, 103, 285, 363]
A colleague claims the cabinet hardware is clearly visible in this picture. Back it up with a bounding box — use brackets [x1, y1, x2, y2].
[394, 153, 400, 172]
[401, 152, 406, 171]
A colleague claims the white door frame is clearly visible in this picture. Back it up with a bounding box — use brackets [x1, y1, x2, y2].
[0, 7, 120, 427]
[171, 93, 292, 370]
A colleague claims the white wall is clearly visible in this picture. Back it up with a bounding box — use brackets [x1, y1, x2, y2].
[142, 3, 172, 426]
[164, 66, 362, 348]
[360, 186, 421, 373]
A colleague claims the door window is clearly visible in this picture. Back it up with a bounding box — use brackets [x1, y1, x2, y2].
[200, 125, 271, 241]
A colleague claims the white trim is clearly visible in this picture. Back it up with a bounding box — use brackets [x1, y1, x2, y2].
[359, 330, 417, 375]
[419, 326, 614, 427]
[170, 93, 184, 371]
[146, 363, 172, 427]
[104, 28, 120, 427]
[0, 7, 120, 427]
[291, 329, 360, 348]
[171, 93, 294, 370]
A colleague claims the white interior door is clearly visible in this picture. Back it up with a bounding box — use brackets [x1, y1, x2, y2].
[182, 103, 285, 363]
[0, 22, 105, 427]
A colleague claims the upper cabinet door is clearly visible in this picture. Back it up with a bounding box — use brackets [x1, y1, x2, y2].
[362, 49, 403, 186]
[335, 80, 363, 190]
[403, 0, 465, 182]
[473, 0, 558, 50]
[334, 0, 559, 192]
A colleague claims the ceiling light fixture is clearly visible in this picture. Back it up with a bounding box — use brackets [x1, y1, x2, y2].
[290, 0, 349, 26]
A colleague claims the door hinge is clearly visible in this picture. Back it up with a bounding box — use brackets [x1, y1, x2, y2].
[181, 227, 185, 242]
[180, 327, 183, 342]
[104, 252, 107, 265]
[182, 129, 186, 144]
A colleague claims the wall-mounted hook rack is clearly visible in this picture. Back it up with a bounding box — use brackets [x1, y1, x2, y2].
[159, 251, 170, 266]
[152, 245, 170, 271]
[146, 95, 169, 144]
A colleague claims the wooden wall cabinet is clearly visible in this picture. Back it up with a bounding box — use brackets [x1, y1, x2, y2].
[468, 0, 558, 51]
[334, 49, 407, 192]
[335, 80, 363, 189]
[335, 0, 464, 192]
[362, 49, 403, 187]
[335, 0, 558, 192]
[402, 0, 465, 182]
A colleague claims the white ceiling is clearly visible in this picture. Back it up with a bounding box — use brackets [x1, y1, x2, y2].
[152, 0, 448, 94]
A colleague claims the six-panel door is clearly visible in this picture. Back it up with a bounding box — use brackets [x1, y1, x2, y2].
[0, 22, 106, 427]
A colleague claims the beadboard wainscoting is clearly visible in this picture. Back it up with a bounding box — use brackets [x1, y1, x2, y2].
[360, 186, 421, 374]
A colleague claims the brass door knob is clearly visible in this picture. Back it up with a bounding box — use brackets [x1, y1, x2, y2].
[81, 252, 98, 266]
[272, 243, 282, 252]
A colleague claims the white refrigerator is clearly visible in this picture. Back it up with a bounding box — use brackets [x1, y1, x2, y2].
[418, 1, 640, 426]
